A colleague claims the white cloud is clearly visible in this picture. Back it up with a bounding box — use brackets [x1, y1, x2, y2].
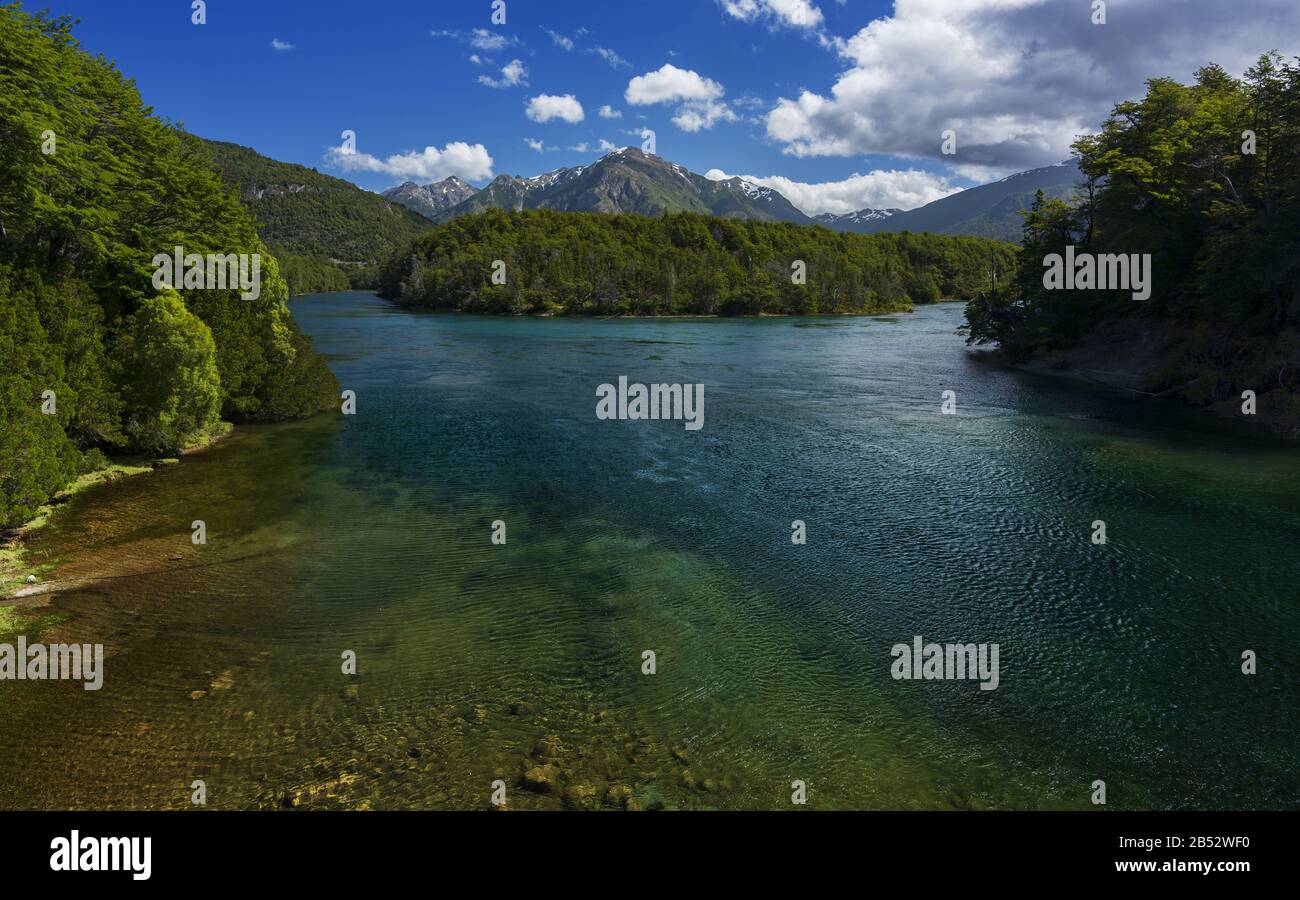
[478, 59, 528, 89]
[270, 38, 295, 51]
[469, 28, 518, 51]
[589, 46, 629, 69]
[626, 64, 724, 104]
[326, 141, 494, 183]
[524, 138, 545, 153]
[542, 27, 574, 51]
[468, 54, 487, 65]
[673, 100, 737, 133]
[704, 167, 960, 215]
[764, 0, 1299, 176]
[719, 0, 824, 29]
[570, 139, 620, 153]
[626, 64, 736, 132]
[431, 28, 521, 53]
[525, 94, 586, 124]
[598, 105, 623, 119]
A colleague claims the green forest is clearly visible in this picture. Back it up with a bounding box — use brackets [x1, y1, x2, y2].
[0, 5, 338, 528]
[965, 55, 1300, 434]
[182, 135, 434, 296]
[379, 208, 1017, 316]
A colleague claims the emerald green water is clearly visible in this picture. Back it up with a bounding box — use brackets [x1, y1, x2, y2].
[2, 293, 1296, 810]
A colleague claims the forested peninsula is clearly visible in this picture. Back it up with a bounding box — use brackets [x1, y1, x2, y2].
[378, 208, 1017, 316]
[964, 56, 1300, 437]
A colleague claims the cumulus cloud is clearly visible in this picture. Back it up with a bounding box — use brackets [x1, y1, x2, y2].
[478, 59, 528, 89]
[598, 105, 623, 119]
[764, 0, 1299, 177]
[626, 64, 737, 132]
[270, 38, 295, 51]
[627, 64, 723, 104]
[525, 93, 586, 124]
[672, 100, 737, 133]
[326, 141, 494, 183]
[704, 167, 960, 215]
[719, 0, 824, 29]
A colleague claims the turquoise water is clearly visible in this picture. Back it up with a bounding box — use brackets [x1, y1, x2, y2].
[2, 292, 1296, 810]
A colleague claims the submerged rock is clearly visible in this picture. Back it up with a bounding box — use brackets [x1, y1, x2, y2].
[563, 783, 598, 810]
[285, 773, 362, 808]
[532, 736, 562, 761]
[521, 764, 561, 794]
[605, 784, 635, 810]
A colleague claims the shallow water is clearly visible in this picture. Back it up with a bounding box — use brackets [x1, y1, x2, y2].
[2, 293, 1296, 810]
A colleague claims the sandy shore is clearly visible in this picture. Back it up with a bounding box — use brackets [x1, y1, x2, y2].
[0, 426, 235, 602]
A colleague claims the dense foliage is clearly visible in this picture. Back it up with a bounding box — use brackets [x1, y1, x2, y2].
[183, 136, 434, 295]
[380, 208, 1017, 316]
[272, 246, 353, 295]
[0, 5, 338, 527]
[965, 55, 1300, 433]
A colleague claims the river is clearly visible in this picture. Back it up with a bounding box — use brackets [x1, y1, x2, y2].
[1, 292, 1296, 810]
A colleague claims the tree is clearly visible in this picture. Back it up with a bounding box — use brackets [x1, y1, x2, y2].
[964, 53, 1300, 433]
[116, 290, 223, 453]
[0, 380, 81, 528]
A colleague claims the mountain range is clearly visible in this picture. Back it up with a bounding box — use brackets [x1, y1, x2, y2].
[383, 148, 1085, 243]
[819, 160, 1086, 240]
[184, 135, 1084, 295]
[384, 147, 812, 225]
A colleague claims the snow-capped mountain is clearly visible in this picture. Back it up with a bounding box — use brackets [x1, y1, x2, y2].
[380, 176, 477, 219]
[384, 148, 815, 225]
[814, 208, 903, 228]
[379, 150, 1086, 243]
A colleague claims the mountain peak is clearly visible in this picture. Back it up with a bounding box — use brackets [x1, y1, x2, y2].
[380, 175, 479, 220]
[378, 151, 1082, 241]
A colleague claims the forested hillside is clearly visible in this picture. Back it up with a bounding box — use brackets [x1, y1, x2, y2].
[380, 208, 1016, 316]
[182, 135, 434, 296]
[964, 55, 1300, 436]
[0, 6, 338, 528]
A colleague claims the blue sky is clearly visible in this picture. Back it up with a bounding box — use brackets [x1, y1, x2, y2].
[42, 0, 1300, 215]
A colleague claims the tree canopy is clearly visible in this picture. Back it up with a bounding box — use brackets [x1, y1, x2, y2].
[0, 4, 337, 527]
[964, 54, 1300, 434]
[380, 208, 1017, 317]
